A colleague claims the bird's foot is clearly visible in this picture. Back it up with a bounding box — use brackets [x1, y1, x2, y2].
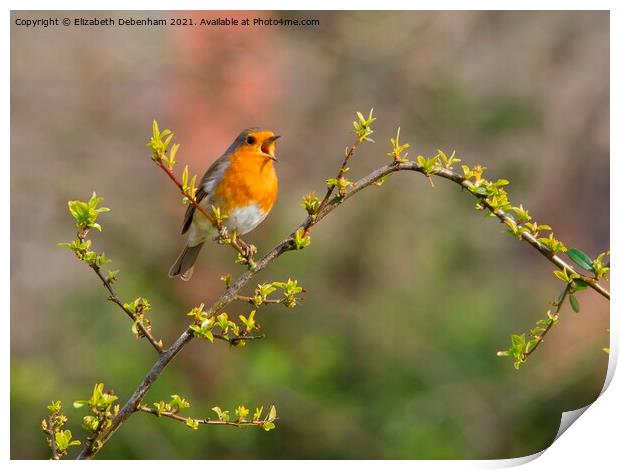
[237, 239, 257, 259]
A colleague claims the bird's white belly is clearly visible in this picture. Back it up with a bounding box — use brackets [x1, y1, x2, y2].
[188, 200, 267, 247]
[226, 202, 267, 235]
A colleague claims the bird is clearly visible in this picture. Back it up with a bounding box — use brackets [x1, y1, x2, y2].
[169, 128, 280, 281]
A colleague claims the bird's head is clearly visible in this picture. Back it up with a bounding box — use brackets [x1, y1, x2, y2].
[234, 128, 280, 162]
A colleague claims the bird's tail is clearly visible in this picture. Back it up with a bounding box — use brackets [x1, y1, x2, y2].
[168, 243, 204, 281]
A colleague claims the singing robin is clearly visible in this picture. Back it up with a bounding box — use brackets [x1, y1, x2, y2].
[169, 128, 280, 281]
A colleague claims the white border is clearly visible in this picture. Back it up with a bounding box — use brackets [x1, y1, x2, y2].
[3, 1, 616, 467]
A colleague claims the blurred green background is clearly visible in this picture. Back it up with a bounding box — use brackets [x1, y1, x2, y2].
[11, 11, 610, 459]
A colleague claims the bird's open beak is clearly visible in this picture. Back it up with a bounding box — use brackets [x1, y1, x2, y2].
[261, 135, 280, 161]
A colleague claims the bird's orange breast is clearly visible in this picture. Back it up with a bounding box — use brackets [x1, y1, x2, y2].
[214, 150, 278, 214]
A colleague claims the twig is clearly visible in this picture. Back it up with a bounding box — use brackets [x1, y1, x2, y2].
[44, 419, 60, 461]
[137, 405, 275, 428]
[522, 285, 571, 360]
[76, 152, 609, 459]
[234, 295, 282, 305]
[315, 139, 360, 215]
[75, 230, 164, 354]
[213, 333, 266, 345]
[89, 264, 163, 353]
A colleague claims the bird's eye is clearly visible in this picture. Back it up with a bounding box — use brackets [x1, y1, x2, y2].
[246, 135, 256, 145]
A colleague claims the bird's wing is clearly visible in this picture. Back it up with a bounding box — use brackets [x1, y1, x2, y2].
[181, 154, 231, 234]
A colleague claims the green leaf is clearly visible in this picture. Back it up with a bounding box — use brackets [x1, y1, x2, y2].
[472, 186, 487, 196]
[47, 401, 62, 414]
[82, 415, 99, 432]
[572, 278, 589, 291]
[511, 334, 525, 349]
[302, 194, 320, 215]
[569, 294, 580, 313]
[211, 406, 230, 422]
[169, 394, 190, 411]
[239, 310, 256, 332]
[352, 109, 376, 142]
[235, 405, 249, 421]
[553, 269, 571, 283]
[293, 228, 311, 250]
[267, 405, 277, 421]
[216, 312, 230, 330]
[185, 418, 199, 430]
[106, 269, 120, 283]
[65, 193, 110, 232]
[152, 120, 160, 140]
[162, 132, 174, 151]
[592, 252, 610, 280]
[567, 248, 595, 273]
[182, 165, 189, 188]
[55, 430, 81, 451]
[262, 422, 276, 431]
[190, 324, 214, 342]
[387, 127, 410, 162]
[257, 283, 277, 297]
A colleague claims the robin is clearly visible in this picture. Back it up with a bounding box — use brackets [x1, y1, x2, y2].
[169, 128, 280, 281]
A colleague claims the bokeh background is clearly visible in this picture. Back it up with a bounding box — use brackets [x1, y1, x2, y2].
[11, 11, 610, 459]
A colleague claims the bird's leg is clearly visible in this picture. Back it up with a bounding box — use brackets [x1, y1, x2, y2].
[238, 238, 257, 259]
[232, 230, 257, 259]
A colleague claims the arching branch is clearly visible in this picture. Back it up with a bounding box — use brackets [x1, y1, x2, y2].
[62, 113, 609, 459]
